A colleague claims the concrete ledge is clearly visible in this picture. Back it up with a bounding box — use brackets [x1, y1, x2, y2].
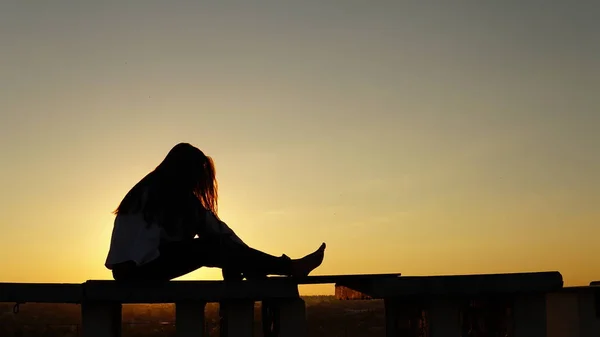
[335, 271, 563, 299]
[0, 274, 401, 304]
[83, 280, 300, 303]
[555, 285, 600, 294]
[0, 283, 82, 303]
[83, 274, 402, 303]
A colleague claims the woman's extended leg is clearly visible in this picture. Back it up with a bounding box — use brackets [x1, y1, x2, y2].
[113, 236, 325, 281]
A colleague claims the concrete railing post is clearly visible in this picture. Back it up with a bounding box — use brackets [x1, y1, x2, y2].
[547, 292, 581, 337]
[81, 301, 122, 337]
[219, 300, 255, 337]
[277, 298, 308, 337]
[547, 289, 600, 337]
[513, 294, 547, 337]
[577, 289, 600, 337]
[427, 298, 462, 337]
[176, 301, 206, 337]
[383, 298, 398, 337]
[383, 299, 430, 337]
[383, 298, 412, 337]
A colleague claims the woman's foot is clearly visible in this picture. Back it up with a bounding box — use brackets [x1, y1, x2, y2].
[290, 243, 326, 277]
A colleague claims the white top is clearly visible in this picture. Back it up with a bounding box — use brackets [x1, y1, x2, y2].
[105, 208, 245, 269]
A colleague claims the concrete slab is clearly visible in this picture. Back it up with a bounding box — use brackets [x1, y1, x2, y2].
[0, 283, 82, 303]
[335, 271, 563, 300]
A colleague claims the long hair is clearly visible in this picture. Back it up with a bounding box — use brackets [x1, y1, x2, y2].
[114, 143, 218, 233]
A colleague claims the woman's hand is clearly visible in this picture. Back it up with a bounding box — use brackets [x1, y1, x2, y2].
[243, 271, 268, 280]
[222, 268, 267, 281]
[222, 268, 243, 281]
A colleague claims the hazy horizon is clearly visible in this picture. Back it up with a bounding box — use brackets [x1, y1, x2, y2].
[1, 1, 599, 295]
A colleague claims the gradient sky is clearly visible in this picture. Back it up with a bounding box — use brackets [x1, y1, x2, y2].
[1, 1, 599, 295]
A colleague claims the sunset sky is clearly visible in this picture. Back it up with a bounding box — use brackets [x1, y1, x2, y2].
[1, 2, 598, 295]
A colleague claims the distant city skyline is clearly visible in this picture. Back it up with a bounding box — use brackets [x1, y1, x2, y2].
[1, 1, 598, 294]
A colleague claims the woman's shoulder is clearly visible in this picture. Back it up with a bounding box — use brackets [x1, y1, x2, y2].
[115, 211, 147, 226]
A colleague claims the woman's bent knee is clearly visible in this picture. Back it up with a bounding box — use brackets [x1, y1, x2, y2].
[111, 261, 137, 281]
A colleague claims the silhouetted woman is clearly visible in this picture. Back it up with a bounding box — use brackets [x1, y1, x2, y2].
[105, 143, 325, 281]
